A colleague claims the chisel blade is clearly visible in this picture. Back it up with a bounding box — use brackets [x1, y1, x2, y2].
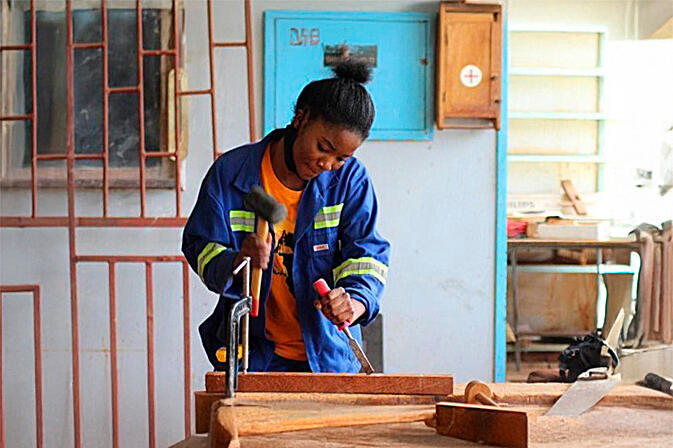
[345, 328, 374, 374]
[312, 279, 375, 375]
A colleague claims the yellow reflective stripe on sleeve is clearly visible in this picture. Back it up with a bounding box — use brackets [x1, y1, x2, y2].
[197, 242, 227, 281]
[229, 210, 255, 232]
[332, 257, 388, 285]
[314, 203, 344, 229]
[322, 203, 344, 214]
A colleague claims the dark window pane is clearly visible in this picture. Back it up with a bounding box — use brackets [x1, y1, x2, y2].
[73, 9, 102, 43]
[142, 9, 164, 51]
[109, 92, 139, 166]
[108, 9, 139, 88]
[26, 11, 67, 163]
[24, 9, 164, 168]
[74, 48, 103, 160]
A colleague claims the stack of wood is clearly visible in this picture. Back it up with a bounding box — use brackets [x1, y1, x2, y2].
[193, 372, 454, 447]
[630, 221, 673, 346]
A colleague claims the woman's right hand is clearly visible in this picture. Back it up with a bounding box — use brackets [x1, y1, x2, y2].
[234, 233, 273, 271]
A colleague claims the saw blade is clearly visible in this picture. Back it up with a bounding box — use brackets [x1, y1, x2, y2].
[546, 374, 621, 416]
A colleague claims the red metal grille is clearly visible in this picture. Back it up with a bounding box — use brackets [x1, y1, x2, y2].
[0, 0, 256, 226]
[0, 285, 43, 448]
[71, 256, 191, 448]
[0, 0, 256, 446]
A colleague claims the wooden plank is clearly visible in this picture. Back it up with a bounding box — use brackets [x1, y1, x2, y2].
[432, 402, 528, 448]
[237, 404, 433, 436]
[661, 224, 673, 344]
[194, 391, 440, 435]
[205, 372, 454, 395]
[449, 383, 673, 410]
[208, 398, 434, 441]
[603, 274, 634, 339]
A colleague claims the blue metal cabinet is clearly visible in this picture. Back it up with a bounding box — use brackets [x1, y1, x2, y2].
[264, 11, 434, 140]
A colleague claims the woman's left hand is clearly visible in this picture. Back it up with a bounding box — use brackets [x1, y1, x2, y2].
[313, 287, 366, 327]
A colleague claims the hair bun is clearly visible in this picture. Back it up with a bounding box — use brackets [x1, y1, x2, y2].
[333, 60, 372, 84]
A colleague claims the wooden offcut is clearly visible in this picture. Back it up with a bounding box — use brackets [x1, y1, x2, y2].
[431, 402, 528, 448]
[205, 372, 454, 395]
[561, 179, 587, 215]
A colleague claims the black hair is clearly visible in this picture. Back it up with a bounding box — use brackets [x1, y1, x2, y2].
[293, 60, 375, 139]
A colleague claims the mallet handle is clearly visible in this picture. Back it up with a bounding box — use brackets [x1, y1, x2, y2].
[250, 217, 268, 316]
[476, 392, 499, 407]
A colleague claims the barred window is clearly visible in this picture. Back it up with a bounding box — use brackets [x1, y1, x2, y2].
[1, 2, 185, 188]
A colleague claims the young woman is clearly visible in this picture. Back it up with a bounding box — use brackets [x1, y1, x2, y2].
[182, 61, 390, 373]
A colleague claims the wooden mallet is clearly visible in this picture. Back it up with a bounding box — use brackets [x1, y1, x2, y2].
[243, 186, 286, 316]
[464, 380, 500, 406]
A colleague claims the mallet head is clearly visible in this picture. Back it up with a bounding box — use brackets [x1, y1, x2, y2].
[244, 185, 287, 224]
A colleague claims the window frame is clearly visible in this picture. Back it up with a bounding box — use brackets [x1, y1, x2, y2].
[0, 2, 186, 189]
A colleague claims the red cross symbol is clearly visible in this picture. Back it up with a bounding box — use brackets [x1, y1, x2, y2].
[460, 65, 481, 87]
[464, 69, 479, 83]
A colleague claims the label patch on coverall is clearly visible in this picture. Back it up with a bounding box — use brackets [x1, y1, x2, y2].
[313, 243, 329, 252]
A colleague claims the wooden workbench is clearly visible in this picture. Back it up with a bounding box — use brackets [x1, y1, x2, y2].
[174, 407, 673, 448]
[171, 383, 673, 448]
[195, 372, 454, 434]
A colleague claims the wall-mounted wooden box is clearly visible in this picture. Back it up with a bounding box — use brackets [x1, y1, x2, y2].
[436, 2, 502, 130]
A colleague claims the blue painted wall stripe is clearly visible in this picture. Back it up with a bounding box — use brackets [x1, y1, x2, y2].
[263, 10, 277, 141]
[494, 8, 509, 383]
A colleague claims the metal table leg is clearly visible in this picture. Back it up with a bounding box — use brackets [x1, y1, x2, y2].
[596, 247, 602, 332]
[511, 247, 521, 371]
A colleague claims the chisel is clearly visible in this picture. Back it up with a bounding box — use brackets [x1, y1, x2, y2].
[313, 279, 375, 375]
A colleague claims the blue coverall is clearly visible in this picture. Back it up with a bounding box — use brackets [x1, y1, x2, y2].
[182, 129, 390, 372]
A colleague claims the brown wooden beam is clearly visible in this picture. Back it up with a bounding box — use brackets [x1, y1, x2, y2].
[205, 372, 453, 395]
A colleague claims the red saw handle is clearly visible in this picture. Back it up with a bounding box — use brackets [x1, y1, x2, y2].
[312, 279, 349, 330]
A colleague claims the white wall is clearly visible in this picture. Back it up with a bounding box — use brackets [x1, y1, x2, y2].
[637, 0, 673, 39]
[509, 0, 632, 39]
[509, 0, 673, 226]
[603, 39, 673, 225]
[0, 1, 498, 446]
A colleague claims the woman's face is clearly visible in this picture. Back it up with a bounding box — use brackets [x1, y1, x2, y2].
[291, 112, 363, 182]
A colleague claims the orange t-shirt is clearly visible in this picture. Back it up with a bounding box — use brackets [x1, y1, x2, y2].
[260, 146, 307, 361]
